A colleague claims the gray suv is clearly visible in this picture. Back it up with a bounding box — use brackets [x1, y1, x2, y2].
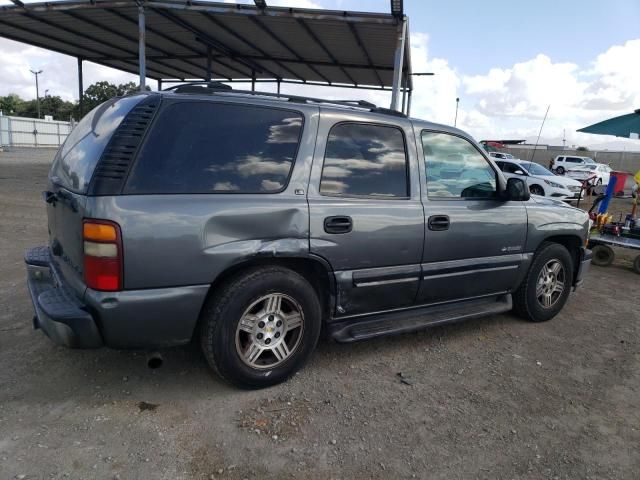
[25, 85, 592, 388]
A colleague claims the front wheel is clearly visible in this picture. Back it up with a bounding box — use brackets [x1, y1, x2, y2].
[529, 184, 545, 196]
[513, 243, 573, 322]
[556, 166, 565, 175]
[200, 266, 322, 389]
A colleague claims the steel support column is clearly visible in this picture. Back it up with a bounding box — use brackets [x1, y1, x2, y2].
[251, 70, 256, 91]
[407, 89, 412, 116]
[157, 79, 162, 91]
[390, 17, 407, 111]
[401, 73, 407, 114]
[277, 79, 281, 94]
[77, 57, 84, 117]
[206, 46, 212, 81]
[138, 3, 146, 91]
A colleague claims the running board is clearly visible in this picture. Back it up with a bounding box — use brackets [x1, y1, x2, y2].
[329, 294, 512, 343]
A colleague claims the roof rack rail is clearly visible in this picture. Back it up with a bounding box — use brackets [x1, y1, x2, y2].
[164, 81, 232, 93]
[162, 82, 406, 117]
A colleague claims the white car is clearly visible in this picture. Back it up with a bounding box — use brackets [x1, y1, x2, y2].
[566, 163, 611, 186]
[552, 155, 595, 175]
[494, 159, 584, 201]
[488, 152, 518, 160]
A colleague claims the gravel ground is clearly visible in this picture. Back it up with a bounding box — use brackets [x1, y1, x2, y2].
[1, 149, 639, 480]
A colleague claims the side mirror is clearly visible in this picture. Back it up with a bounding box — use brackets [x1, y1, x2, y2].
[504, 177, 530, 201]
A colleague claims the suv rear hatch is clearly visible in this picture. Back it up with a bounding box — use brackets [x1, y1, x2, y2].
[46, 94, 151, 295]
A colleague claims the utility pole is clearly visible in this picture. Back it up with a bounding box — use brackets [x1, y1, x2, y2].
[562, 128, 566, 150]
[30, 69, 43, 119]
[454, 97, 460, 127]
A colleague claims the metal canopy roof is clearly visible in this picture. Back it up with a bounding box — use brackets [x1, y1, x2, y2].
[0, 0, 412, 93]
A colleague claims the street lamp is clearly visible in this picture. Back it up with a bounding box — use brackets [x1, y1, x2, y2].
[30, 69, 43, 119]
[454, 97, 460, 127]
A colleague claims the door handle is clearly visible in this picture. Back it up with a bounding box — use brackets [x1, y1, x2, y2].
[324, 216, 353, 234]
[428, 215, 450, 231]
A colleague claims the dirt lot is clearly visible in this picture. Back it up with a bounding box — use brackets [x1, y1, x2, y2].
[1, 149, 639, 480]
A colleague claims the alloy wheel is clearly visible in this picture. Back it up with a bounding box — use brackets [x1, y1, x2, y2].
[535, 259, 565, 308]
[235, 293, 304, 369]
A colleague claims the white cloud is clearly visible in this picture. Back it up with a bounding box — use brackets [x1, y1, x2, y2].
[457, 41, 640, 149]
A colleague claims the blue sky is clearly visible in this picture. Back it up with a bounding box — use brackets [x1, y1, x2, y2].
[1, 0, 639, 149]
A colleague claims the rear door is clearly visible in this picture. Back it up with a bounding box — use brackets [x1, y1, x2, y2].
[416, 129, 528, 304]
[308, 110, 424, 317]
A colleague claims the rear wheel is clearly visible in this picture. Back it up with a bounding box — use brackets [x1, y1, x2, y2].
[513, 242, 573, 322]
[556, 166, 565, 175]
[530, 184, 545, 196]
[200, 266, 321, 389]
[591, 244, 615, 266]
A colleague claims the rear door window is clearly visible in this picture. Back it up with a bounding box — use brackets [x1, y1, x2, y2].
[125, 102, 303, 194]
[50, 95, 142, 193]
[319, 123, 408, 198]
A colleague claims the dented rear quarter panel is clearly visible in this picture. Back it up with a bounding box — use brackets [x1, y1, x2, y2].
[85, 104, 319, 290]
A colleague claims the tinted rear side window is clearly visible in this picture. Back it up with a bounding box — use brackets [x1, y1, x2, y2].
[125, 102, 303, 194]
[320, 123, 408, 198]
[50, 95, 142, 193]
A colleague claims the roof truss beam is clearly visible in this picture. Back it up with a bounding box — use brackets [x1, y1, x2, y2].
[0, 17, 171, 80]
[199, 11, 304, 82]
[150, 7, 262, 79]
[248, 15, 332, 84]
[296, 18, 357, 86]
[104, 7, 224, 80]
[60, 9, 195, 80]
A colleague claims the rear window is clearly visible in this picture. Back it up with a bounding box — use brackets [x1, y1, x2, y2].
[125, 102, 303, 194]
[50, 95, 143, 193]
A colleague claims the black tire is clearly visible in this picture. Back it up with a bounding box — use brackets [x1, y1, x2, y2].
[633, 255, 640, 274]
[530, 184, 545, 196]
[597, 178, 603, 185]
[200, 266, 322, 389]
[556, 166, 565, 175]
[591, 244, 615, 266]
[513, 242, 573, 322]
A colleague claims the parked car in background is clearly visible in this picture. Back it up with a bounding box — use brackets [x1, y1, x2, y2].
[25, 86, 592, 389]
[489, 151, 518, 160]
[566, 163, 611, 186]
[553, 155, 596, 174]
[495, 159, 583, 200]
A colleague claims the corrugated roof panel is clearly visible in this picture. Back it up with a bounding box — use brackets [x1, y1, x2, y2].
[0, 1, 410, 89]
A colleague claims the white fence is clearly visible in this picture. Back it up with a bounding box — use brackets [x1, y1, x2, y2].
[0, 115, 72, 148]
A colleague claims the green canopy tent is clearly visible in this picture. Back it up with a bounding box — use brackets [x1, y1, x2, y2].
[577, 109, 640, 139]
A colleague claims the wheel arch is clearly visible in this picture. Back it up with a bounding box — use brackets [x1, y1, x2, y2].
[194, 255, 336, 339]
[539, 234, 584, 282]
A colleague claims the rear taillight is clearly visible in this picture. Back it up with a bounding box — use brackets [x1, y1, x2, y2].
[83, 219, 123, 291]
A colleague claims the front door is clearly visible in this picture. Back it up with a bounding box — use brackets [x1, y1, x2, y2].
[308, 114, 424, 317]
[416, 130, 528, 304]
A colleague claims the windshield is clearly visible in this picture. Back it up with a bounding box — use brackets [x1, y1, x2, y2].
[520, 162, 554, 176]
[583, 157, 595, 164]
[503, 153, 514, 159]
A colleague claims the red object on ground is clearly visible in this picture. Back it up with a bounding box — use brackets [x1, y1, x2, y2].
[610, 171, 629, 195]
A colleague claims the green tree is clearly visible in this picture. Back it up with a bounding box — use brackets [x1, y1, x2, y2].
[0, 94, 25, 116]
[576, 146, 590, 152]
[82, 81, 149, 113]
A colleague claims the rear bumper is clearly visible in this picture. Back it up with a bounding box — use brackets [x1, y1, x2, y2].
[25, 246, 210, 349]
[26, 246, 103, 348]
[574, 247, 592, 289]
